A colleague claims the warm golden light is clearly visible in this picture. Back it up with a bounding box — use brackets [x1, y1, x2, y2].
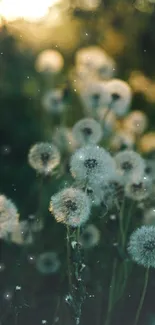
[0, 0, 61, 22]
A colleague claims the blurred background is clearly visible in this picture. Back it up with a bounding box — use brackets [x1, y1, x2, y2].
[1, 0, 155, 325]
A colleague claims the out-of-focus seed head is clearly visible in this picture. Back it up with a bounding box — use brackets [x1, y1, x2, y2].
[49, 188, 91, 227]
[75, 0, 101, 11]
[128, 226, 155, 268]
[7, 221, 33, 246]
[78, 81, 109, 116]
[70, 145, 116, 184]
[72, 118, 102, 146]
[41, 89, 65, 114]
[75, 46, 115, 80]
[80, 224, 100, 248]
[28, 142, 60, 175]
[114, 150, 145, 181]
[35, 50, 64, 74]
[123, 110, 148, 136]
[125, 175, 152, 201]
[35, 251, 60, 274]
[143, 208, 155, 225]
[138, 132, 155, 154]
[53, 127, 77, 154]
[104, 79, 132, 117]
[144, 159, 155, 182]
[0, 195, 19, 238]
[110, 130, 135, 151]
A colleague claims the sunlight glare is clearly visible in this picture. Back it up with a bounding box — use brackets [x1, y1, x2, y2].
[0, 0, 61, 22]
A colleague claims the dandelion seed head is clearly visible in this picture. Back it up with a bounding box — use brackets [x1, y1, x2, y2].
[0, 195, 19, 238]
[7, 220, 33, 246]
[53, 127, 77, 153]
[78, 81, 109, 115]
[72, 118, 102, 146]
[35, 251, 60, 275]
[110, 130, 135, 151]
[70, 145, 116, 184]
[75, 46, 115, 80]
[35, 50, 64, 74]
[114, 150, 145, 181]
[104, 79, 132, 117]
[123, 110, 148, 136]
[128, 226, 155, 268]
[49, 188, 90, 227]
[28, 142, 60, 175]
[80, 224, 100, 249]
[125, 175, 152, 201]
[138, 132, 155, 154]
[41, 89, 65, 114]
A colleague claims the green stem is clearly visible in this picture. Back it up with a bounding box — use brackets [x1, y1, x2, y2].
[66, 225, 73, 294]
[134, 268, 149, 325]
[105, 259, 117, 325]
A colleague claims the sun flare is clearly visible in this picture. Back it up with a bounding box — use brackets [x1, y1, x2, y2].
[0, 0, 60, 22]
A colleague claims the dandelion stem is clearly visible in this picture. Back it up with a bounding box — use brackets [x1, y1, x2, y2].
[66, 225, 73, 294]
[134, 267, 149, 325]
[105, 259, 117, 325]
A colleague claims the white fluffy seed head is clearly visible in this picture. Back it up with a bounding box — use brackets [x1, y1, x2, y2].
[75, 46, 115, 80]
[8, 221, 33, 246]
[123, 110, 148, 136]
[110, 130, 135, 151]
[72, 118, 102, 146]
[53, 127, 77, 154]
[0, 195, 19, 238]
[70, 145, 116, 185]
[41, 89, 65, 114]
[80, 224, 100, 248]
[125, 175, 152, 201]
[114, 150, 145, 181]
[28, 142, 60, 175]
[78, 80, 109, 116]
[49, 188, 91, 227]
[128, 226, 155, 268]
[144, 159, 155, 181]
[35, 251, 60, 274]
[104, 79, 132, 117]
[35, 50, 64, 74]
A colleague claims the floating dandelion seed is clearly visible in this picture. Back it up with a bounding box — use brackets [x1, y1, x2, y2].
[41, 89, 65, 114]
[128, 226, 155, 268]
[114, 150, 145, 181]
[80, 224, 100, 248]
[35, 252, 60, 275]
[72, 118, 102, 146]
[28, 142, 60, 175]
[35, 50, 64, 74]
[70, 145, 116, 185]
[125, 175, 152, 201]
[123, 110, 148, 136]
[0, 195, 19, 238]
[49, 188, 90, 227]
[104, 79, 132, 117]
